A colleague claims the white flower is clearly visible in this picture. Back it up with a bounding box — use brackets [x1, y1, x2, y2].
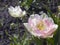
[24, 12, 58, 38]
[8, 6, 26, 17]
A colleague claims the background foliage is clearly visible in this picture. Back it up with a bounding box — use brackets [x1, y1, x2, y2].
[0, 0, 60, 45]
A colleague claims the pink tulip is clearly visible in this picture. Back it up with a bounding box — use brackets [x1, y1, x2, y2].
[24, 13, 58, 38]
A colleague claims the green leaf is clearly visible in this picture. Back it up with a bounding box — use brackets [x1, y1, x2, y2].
[21, 32, 31, 45]
[47, 38, 54, 45]
[17, 42, 21, 45]
[32, 37, 43, 45]
[21, 0, 33, 10]
[54, 21, 60, 45]
[10, 42, 14, 45]
[22, 38, 30, 45]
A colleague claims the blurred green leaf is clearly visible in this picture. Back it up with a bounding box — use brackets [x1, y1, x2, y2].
[21, 0, 33, 10]
[21, 32, 31, 45]
[10, 42, 14, 45]
[32, 37, 43, 45]
[17, 42, 21, 45]
[54, 20, 60, 45]
[22, 38, 30, 45]
[13, 34, 19, 39]
[47, 38, 54, 45]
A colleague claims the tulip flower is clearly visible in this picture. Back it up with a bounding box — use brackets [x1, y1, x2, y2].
[8, 6, 26, 18]
[24, 12, 58, 38]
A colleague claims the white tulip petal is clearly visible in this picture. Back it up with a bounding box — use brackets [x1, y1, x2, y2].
[40, 13, 48, 19]
[23, 23, 36, 36]
[23, 23, 42, 37]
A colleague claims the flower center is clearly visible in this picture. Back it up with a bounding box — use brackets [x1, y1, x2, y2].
[36, 21, 45, 30]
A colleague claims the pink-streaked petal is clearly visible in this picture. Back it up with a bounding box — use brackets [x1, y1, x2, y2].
[23, 23, 41, 37]
[34, 30, 44, 34]
[44, 24, 58, 33]
[47, 24, 58, 34]
[40, 34, 53, 38]
[43, 17, 54, 27]
[42, 24, 58, 38]
[40, 12, 48, 19]
[47, 34, 53, 38]
[28, 14, 41, 27]
[28, 18, 37, 27]
[29, 14, 41, 21]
